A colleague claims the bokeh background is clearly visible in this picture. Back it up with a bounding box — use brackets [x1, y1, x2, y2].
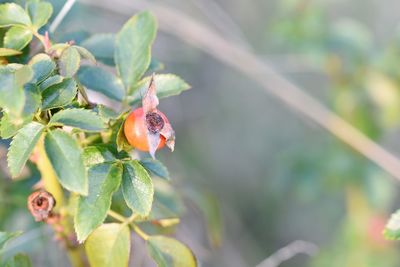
[3, 0, 400, 266]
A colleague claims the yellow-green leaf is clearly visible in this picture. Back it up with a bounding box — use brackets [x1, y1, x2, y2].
[85, 223, 130, 267]
[147, 236, 197, 267]
[0, 3, 31, 27]
[3, 26, 32, 51]
[0, 48, 22, 56]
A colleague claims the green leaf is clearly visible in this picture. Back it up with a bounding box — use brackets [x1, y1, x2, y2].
[49, 108, 105, 132]
[77, 66, 124, 101]
[116, 119, 132, 152]
[150, 179, 184, 220]
[29, 53, 56, 83]
[95, 104, 119, 123]
[128, 74, 190, 105]
[384, 210, 400, 240]
[41, 78, 77, 109]
[75, 163, 122, 242]
[22, 83, 41, 115]
[3, 26, 33, 51]
[5, 253, 32, 267]
[147, 236, 197, 267]
[140, 158, 170, 180]
[0, 3, 31, 27]
[81, 34, 115, 65]
[83, 145, 117, 167]
[115, 12, 157, 92]
[26, 1, 53, 29]
[0, 113, 31, 139]
[73, 45, 96, 63]
[0, 48, 22, 56]
[122, 160, 154, 216]
[58, 46, 81, 78]
[0, 231, 21, 250]
[85, 223, 130, 267]
[44, 129, 88, 195]
[0, 65, 32, 116]
[0, 83, 40, 138]
[39, 75, 63, 91]
[7, 122, 44, 177]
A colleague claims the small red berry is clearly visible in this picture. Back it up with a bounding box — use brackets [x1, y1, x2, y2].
[124, 107, 168, 152]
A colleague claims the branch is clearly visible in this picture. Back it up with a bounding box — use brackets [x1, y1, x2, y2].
[80, 0, 400, 183]
[255, 240, 318, 267]
[49, 0, 77, 33]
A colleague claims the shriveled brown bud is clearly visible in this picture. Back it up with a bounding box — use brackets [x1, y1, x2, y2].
[146, 112, 165, 134]
[27, 191, 56, 222]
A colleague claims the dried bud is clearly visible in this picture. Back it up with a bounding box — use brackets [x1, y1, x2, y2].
[27, 191, 56, 222]
[146, 112, 165, 134]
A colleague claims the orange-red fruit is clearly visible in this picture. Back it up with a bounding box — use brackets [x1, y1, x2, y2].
[124, 107, 167, 151]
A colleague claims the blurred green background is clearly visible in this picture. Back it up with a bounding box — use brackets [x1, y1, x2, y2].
[3, 0, 400, 266]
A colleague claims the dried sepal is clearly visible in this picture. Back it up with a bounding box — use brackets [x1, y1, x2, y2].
[27, 190, 56, 222]
[147, 132, 161, 159]
[160, 122, 175, 152]
[142, 73, 159, 113]
[141, 74, 176, 157]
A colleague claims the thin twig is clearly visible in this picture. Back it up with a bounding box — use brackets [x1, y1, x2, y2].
[187, 0, 251, 50]
[49, 0, 77, 33]
[255, 240, 318, 267]
[81, 0, 400, 182]
[107, 210, 127, 223]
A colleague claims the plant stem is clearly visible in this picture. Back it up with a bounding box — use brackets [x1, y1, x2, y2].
[107, 210, 149, 240]
[131, 223, 149, 240]
[67, 249, 86, 267]
[35, 139, 87, 267]
[31, 30, 48, 52]
[107, 210, 127, 223]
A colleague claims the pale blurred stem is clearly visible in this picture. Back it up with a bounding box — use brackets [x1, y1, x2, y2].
[107, 210, 149, 240]
[35, 137, 87, 267]
[67, 250, 86, 267]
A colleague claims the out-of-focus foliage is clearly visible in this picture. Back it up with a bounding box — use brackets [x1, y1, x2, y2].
[271, 0, 400, 265]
